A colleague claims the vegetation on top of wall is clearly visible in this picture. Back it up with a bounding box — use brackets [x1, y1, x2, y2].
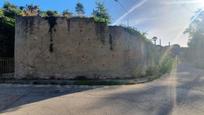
[0, 2, 19, 57]
[63, 9, 72, 17]
[92, 2, 110, 25]
[121, 25, 152, 44]
[45, 10, 59, 17]
[0, 1, 111, 32]
[20, 5, 39, 16]
[75, 2, 85, 16]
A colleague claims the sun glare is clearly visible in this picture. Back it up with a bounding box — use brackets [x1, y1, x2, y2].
[198, 0, 204, 7]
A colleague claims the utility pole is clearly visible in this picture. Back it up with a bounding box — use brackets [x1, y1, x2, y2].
[159, 39, 161, 46]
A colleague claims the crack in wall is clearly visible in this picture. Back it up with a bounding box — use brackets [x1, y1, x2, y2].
[109, 34, 113, 50]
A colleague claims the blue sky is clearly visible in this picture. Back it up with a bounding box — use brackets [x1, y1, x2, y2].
[1, 0, 204, 47]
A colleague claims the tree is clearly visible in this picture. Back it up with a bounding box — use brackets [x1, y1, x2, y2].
[39, 11, 48, 17]
[75, 2, 85, 16]
[0, 9, 3, 17]
[46, 10, 59, 17]
[0, 2, 22, 57]
[185, 10, 204, 46]
[63, 9, 72, 17]
[92, 2, 110, 24]
[185, 9, 204, 67]
[22, 4, 40, 16]
[3, 2, 22, 18]
[0, 2, 39, 57]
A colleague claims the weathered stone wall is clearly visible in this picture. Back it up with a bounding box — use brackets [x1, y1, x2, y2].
[15, 16, 157, 79]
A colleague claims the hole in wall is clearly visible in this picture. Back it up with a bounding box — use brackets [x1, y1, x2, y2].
[74, 76, 88, 80]
[49, 43, 53, 52]
[49, 76, 56, 79]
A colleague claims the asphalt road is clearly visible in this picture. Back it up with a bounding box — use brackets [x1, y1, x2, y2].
[1, 63, 204, 115]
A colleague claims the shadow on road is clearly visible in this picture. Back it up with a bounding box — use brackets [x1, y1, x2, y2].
[2, 63, 204, 115]
[0, 85, 101, 113]
[83, 63, 204, 115]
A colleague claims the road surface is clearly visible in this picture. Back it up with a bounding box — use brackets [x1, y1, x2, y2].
[1, 63, 204, 115]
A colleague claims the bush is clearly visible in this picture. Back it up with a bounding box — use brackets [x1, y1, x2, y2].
[159, 56, 174, 74]
[145, 66, 160, 76]
[92, 2, 110, 25]
[132, 66, 145, 78]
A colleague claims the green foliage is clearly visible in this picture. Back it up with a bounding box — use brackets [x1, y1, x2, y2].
[184, 10, 204, 48]
[0, 2, 22, 57]
[122, 26, 152, 43]
[0, 9, 4, 17]
[123, 26, 143, 36]
[22, 4, 39, 16]
[92, 2, 110, 24]
[39, 11, 47, 17]
[145, 66, 160, 76]
[46, 10, 59, 17]
[75, 2, 85, 16]
[185, 10, 204, 48]
[63, 9, 72, 17]
[132, 66, 145, 78]
[159, 56, 174, 74]
[3, 2, 22, 18]
[185, 10, 204, 66]
[0, 2, 23, 28]
[133, 49, 174, 79]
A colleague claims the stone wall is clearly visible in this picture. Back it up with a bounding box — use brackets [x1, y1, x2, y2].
[15, 16, 158, 79]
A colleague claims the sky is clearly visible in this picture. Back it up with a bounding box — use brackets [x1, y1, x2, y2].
[0, 0, 204, 47]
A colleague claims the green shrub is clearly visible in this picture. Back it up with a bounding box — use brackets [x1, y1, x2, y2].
[92, 2, 110, 25]
[145, 66, 160, 76]
[159, 56, 174, 74]
[132, 66, 145, 78]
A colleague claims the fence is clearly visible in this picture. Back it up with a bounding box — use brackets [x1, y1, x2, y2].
[0, 58, 14, 74]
